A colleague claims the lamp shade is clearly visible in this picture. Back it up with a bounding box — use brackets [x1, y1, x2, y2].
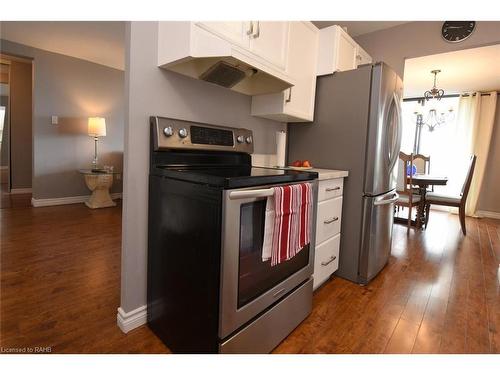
[88, 117, 106, 137]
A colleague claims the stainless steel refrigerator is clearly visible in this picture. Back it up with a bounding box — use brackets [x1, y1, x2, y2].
[288, 62, 403, 284]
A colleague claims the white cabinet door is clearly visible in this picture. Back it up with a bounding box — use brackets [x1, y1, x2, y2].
[336, 30, 357, 71]
[317, 25, 364, 75]
[249, 21, 289, 70]
[282, 22, 318, 121]
[355, 44, 372, 67]
[250, 22, 318, 122]
[313, 234, 340, 290]
[196, 21, 250, 48]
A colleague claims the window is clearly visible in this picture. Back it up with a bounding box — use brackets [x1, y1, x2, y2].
[401, 97, 469, 195]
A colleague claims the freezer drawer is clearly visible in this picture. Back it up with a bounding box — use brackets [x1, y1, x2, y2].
[358, 190, 398, 284]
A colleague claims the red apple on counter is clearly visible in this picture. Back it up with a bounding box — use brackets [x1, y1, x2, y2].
[292, 160, 302, 167]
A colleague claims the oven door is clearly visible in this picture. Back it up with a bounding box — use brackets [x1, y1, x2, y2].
[219, 180, 318, 339]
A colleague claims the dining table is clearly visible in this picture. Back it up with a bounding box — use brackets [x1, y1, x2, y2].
[395, 173, 448, 229]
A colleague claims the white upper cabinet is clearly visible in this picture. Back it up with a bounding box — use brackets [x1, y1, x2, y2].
[157, 21, 294, 96]
[196, 22, 251, 48]
[251, 22, 319, 123]
[317, 25, 372, 75]
[355, 44, 373, 66]
[248, 22, 289, 70]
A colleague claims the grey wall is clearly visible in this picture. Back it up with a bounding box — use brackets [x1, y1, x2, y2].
[356, 21, 500, 214]
[0, 39, 124, 198]
[120, 22, 286, 313]
[9, 60, 32, 189]
[355, 21, 500, 78]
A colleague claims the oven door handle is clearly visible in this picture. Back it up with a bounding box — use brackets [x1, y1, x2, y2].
[229, 188, 274, 200]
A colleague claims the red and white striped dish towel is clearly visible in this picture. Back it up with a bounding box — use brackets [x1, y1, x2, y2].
[262, 183, 313, 266]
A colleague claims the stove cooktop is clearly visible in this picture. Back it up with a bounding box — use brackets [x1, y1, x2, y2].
[152, 165, 318, 189]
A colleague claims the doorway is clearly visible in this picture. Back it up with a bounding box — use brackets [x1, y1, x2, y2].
[0, 54, 33, 209]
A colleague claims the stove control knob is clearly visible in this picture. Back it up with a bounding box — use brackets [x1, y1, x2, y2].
[245, 136, 253, 144]
[236, 135, 245, 143]
[163, 126, 173, 137]
[178, 128, 188, 138]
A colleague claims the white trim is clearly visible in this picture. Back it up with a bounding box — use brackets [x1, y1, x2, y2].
[476, 210, 500, 219]
[9, 188, 32, 194]
[117, 305, 147, 333]
[31, 193, 122, 207]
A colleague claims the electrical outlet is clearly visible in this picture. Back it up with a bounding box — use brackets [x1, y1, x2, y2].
[51, 116, 58, 125]
[116, 174, 121, 180]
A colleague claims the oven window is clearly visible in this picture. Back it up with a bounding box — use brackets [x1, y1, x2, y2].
[238, 200, 310, 308]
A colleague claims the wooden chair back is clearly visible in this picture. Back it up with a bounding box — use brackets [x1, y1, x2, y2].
[413, 154, 430, 174]
[397, 152, 413, 195]
[460, 155, 477, 205]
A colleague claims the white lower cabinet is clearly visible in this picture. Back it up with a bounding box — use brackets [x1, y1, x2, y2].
[313, 177, 345, 290]
[313, 234, 340, 289]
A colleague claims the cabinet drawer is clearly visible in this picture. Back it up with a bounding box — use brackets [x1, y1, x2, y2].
[313, 234, 340, 290]
[316, 196, 342, 244]
[318, 178, 343, 202]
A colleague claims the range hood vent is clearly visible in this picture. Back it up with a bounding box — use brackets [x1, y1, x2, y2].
[200, 61, 252, 88]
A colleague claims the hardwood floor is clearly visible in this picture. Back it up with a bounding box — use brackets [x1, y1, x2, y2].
[0, 203, 168, 353]
[1, 203, 498, 353]
[274, 210, 500, 354]
[0, 183, 31, 209]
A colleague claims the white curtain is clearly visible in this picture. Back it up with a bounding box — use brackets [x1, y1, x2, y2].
[464, 92, 498, 216]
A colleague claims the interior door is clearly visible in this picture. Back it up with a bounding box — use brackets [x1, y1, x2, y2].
[249, 21, 289, 70]
[364, 63, 402, 196]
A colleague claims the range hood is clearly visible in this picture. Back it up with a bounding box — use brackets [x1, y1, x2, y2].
[160, 56, 294, 96]
[157, 22, 295, 96]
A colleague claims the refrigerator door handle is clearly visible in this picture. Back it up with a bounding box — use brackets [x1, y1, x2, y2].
[388, 93, 403, 173]
[374, 193, 399, 206]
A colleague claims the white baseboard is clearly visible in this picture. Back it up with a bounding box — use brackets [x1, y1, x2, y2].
[117, 305, 147, 333]
[476, 210, 500, 219]
[10, 188, 32, 194]
[31, 193, 122, 207]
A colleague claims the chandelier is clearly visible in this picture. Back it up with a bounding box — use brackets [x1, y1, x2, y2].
[424, 70, 445, 101]
[413, 99, 454, 154]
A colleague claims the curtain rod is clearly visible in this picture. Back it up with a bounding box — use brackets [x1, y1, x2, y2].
[403, 92, 499, 102]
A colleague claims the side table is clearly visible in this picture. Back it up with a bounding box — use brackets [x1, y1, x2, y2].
[79, 169, 117, 209]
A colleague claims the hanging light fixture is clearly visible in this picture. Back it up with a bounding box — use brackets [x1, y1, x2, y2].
[412, 99, 454, 154]
[424, 69, 445, 101]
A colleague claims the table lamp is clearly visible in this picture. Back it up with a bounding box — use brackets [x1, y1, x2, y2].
[88, 117, 106, 171]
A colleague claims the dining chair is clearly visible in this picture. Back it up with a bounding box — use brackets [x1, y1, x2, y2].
[412, 154, 432, 191]
[395, 152, 421, 230]
[424, 155, 477, 235]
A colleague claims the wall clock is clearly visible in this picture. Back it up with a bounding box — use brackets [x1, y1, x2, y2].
[442, 21, 476, 43]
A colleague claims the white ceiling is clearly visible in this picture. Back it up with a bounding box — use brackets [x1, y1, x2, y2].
[312, 21, 408, 37]
[403, 44, 500, 98]
[0, 21, 125, 70]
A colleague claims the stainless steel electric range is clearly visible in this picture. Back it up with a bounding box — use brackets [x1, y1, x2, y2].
[147, 116, 318, 353]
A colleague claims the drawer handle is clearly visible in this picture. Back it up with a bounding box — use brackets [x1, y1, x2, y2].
[325, 186, 341, 192]
[272, 288, 286, 298]
[321, 255, 337, 266]
[324, 217, 339, 224]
